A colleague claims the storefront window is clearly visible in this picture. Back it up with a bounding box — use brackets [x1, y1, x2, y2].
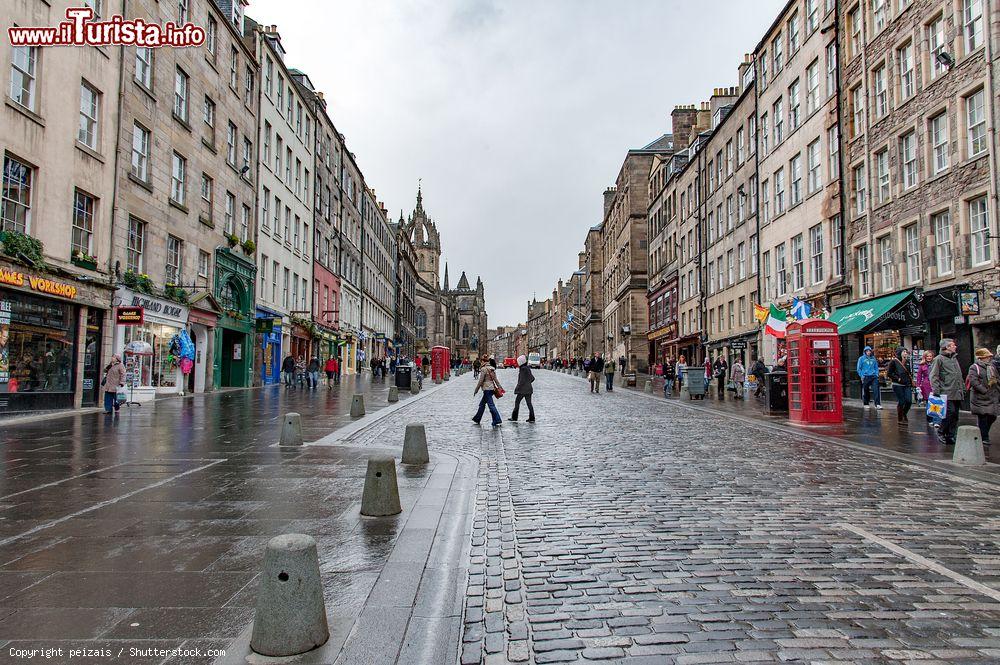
[123, 322, 181, 388]
[0, 290, 76, 394]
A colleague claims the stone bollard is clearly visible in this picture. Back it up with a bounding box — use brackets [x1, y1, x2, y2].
[444, 373, 450, 381]
[411, 380, 421, 394]
[361, 456, 402, 516]
[350, 394, 366, 417]
[401, 424, 430, 465]
[250, 534, 329, 657]
[435, 376, 443, 384]
[387, 386, 399, 403]
[644, 380, 653, 394]
[280, 412, 303, 446]
[954, 425, 986, 465]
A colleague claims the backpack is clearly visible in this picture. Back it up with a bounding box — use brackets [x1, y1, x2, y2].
[966, 363, 981, 392]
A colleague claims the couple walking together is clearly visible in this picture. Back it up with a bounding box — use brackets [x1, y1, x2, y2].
[472, 354, 535, 427]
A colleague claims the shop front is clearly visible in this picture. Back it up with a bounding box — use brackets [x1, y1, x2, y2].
[289, 322, 312, 363]
[187, 291, 221, 394]
[255, 307, 283, 386]
[214, 249, 255, 389]
[707, 330, 760, 367]
[828, 289, 926, 399]
[1, 261, 112, 414]
[313, 325, 339, 364]
[113, 288, 190, 402]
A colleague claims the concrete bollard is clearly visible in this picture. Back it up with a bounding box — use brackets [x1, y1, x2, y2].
[350, 394, 366, 417]
[954, 425, 987, 465]
[411, 380, 421, 394]
[280, 412, 303, 446]
[444, 373, 450, 381]
[361, 456, 402, 516]
[401, 423, 430, 465]
[435, 376, 443, 384]
[250, 534, 329, 657]
[387, 386, 399, 403]
[644, 380, 653, 394]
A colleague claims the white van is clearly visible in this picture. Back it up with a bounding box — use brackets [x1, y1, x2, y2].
[528, 352, 541, 368]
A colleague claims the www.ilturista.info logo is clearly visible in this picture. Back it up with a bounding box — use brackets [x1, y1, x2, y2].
[8, 7, 205, 47]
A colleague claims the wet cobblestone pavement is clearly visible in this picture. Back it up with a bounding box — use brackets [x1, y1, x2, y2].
[1, 370, 1000, 664]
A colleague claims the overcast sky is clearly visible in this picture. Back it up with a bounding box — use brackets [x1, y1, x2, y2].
[250, 0, 786, 327]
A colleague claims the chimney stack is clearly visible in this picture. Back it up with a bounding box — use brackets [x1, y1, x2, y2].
[603, 186, 617, 218]
[670, 105, 700, 149]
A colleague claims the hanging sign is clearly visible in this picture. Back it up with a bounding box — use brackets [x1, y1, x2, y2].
[115, 306, 145, 326]
[959, 291, 980, 316]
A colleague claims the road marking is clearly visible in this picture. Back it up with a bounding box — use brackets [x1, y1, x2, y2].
[0, 462, 132, 500]
[0, 459, 227, 548]
[837, 522, 1000, 603]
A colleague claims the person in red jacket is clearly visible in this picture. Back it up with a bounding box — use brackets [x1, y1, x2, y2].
[325, 356, 340, 386]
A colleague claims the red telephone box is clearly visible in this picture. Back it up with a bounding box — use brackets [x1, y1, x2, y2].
[787, 319, 843, 424]
[431, 346, 448, 381]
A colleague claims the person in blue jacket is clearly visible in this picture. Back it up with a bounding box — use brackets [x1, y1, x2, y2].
[857, 345, 882, 409]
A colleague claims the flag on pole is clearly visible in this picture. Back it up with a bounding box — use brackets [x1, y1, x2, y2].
[790, 297, 812, 320]
[753, 303, 769, 324]
[764, 304, 788, 338]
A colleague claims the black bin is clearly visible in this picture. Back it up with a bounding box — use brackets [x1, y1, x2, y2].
[395, 365, 412, 389]
[764, 371, 788, 414]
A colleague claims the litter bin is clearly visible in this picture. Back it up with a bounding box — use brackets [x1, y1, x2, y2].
[395, 365, 412, 390]
[764, 371, 788, 414]
[685, 372, 707, 399]
[624, 372, 637, 387]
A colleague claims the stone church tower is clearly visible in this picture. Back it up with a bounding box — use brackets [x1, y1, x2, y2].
[408, 186, 441, 289]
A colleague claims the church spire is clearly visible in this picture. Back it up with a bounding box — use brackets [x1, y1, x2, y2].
[443, 262, 450, 290]
[415, 180, 423, 213]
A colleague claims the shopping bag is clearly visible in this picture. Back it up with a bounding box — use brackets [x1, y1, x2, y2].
[926, 393, 947, 424]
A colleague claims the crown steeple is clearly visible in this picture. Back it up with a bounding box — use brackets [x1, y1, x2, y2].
[443, 262, 450, 291]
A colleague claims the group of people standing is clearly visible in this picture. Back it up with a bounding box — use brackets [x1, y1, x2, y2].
[663, 353, 757, 399]
[862, 338, 998, 452]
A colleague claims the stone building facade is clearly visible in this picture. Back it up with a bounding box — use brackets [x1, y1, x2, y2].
[838, 0, 999, 373]
[756, 0, 845, 365]
[361, 189, 396, 364]
[703, 76, 762, 367]
[111, 0, 258, 397]
[602, 137, 674, 373]
[0, 0, 121, 413]
[393, 214, 418, 359]
[526, 297, 551, 359]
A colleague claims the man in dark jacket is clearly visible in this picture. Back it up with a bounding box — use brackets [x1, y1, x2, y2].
[930, 338, 965, 445]
[510, 355, 535, 422]
[750, 356, 768, 398]
[712, 353, 729, 399]
[281, 354, 296, 387]
[590, 354, 605, 393]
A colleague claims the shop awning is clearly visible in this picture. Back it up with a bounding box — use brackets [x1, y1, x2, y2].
[828, 290, 914, 335]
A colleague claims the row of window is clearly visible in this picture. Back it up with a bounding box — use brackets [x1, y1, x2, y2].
[124, 215, 212, 286]
[257, 254, 309, 312]
[763, 219, 843, 299]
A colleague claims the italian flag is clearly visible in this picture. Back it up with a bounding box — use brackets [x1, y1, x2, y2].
[764, 304, 788, 339]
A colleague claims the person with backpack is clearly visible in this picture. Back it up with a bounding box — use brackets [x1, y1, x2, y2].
[886, 347, 914, 423]
[281, 354, 296, 387]
[967, 348, 1000, 450]
[930, 338, 965, 446]
[749, 356, 768, 398]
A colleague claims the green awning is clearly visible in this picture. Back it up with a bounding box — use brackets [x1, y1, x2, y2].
[828, 290, 914, 335]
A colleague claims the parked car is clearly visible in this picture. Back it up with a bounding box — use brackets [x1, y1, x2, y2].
[528, 352, 541, 368]
[503, 357, 518, 369]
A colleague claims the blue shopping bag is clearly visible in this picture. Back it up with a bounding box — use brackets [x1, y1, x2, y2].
[926, 393, 947, 424]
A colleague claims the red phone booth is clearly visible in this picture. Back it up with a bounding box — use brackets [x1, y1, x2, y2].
[787, 319, 843, 424]
[431, 346, 448, 381]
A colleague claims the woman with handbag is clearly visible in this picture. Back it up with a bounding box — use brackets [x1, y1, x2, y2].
[473, 354, 504, 428]
[102, 355, 126, 414]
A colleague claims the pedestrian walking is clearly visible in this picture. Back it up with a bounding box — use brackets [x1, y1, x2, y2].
[473, 354, 504, 428]
[389, 356, 397, 375]
[102, 354, 126, 414]
[603, 355, 615, 392]
[886, 347, 914, 423]
[915, 350, 934, 410]
[324, 356, 337, 387]
[663, 359, 676, 397]
[510, 355, 536, 422]
[750, 356, 767, 398]
[307, 357, 320, 389]
[675, 355, 687, 391]
[295, 355, 307, 387]
[473, 357, 482, 379]
[281, 354, 296, 387]
[857, 346, 882, 409]
[713, 353, 729, 399]
[930, 338, 965, 446]
[619, 356, 626, 373]
[731, 357, 746, 399]
[967, 348, 1000, 450]
[590, 354, 605, 393]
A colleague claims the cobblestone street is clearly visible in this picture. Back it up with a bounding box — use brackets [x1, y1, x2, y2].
[1, 370, 1000, 663]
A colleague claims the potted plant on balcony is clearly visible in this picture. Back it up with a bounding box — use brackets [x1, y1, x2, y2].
[241, 239, 256, 255]
[71, 250, 98, 271]
[122, 270, 155, 295]
[0, 230, 45, 267]
[225, 233, 240, 248]
[164, 283, 189, 304]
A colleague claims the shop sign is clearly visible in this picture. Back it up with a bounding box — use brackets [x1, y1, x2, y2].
[0, 267, 78, 300]
[0, 299, 10, 385]
[959, 291, 980, 316]
[117, 288, 188, 324]
[233, 344, 242, 360]
[729, 341, 748, 350]
[115, 306, 144, 326]
[255, 317, 275, 334]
